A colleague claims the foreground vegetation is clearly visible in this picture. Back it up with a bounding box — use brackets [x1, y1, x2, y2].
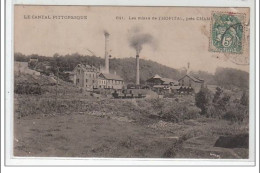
[14, 86, 249, 158]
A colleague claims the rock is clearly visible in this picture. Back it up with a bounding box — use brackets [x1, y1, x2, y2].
[214, 133, 248, 149]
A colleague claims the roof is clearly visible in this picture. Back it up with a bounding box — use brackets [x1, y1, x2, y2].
[161, 78, 178, 85]
[73, 64, 99, 72]
[63, 71, 75, 75]
[146, 75, 178, 85]
[152, 74, 162, 79]
[99, 73, 123, 81]
[178, 74, 204, 83]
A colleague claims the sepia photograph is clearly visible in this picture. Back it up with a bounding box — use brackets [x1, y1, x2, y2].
[13, 5, 251, 159]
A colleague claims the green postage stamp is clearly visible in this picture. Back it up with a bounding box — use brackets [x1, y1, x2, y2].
[209, 12, 245, 54]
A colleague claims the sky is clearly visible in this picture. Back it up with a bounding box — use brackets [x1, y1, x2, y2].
[14, 6, 250, 73]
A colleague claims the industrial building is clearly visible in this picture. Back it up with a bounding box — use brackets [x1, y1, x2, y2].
[146, 74, 180, 94]
[146, 65, 204, 95]
[146, 74, 179, 87]
[70, 31, 124, 91]
[71, 64, 124, 91]
[178, 74, 204, 93]
[98, 73, 124, 89]
[71, 64, 99, 91]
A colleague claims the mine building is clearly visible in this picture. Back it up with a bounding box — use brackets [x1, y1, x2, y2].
[70, 31, 126, 91]
[146, 74, 179, 87]
[72, 64, 99, 91]
[178, 74, 204, 93]
[98, 73, 124, 90]
[146, 74, 179, 94]
[177, 63, 204, 93]
[71, 64, 124, 91]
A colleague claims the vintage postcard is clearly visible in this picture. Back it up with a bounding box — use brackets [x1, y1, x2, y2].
[10, 4, 254, 164]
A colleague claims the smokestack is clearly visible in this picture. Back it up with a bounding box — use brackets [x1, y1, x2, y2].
[104, 32, 110, 74]
[187, 62, 190, 75]
[136, 53, 140, 85]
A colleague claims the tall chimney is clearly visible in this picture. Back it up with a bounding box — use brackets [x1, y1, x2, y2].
[136, 53, 140, 85]
[104, 32, 110, 74]
[187, 62, 190, 75]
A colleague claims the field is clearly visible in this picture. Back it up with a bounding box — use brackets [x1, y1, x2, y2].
[14, 91, 249, 158]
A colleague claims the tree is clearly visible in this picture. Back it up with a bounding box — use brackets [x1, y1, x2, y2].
[195, 87, 212, 115]
[213, 87, 223, 103]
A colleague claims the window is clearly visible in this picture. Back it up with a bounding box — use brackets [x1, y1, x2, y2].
[86, 79, 88, 83]
[182, 80, 184, 86]
[76, 79, 79, 84]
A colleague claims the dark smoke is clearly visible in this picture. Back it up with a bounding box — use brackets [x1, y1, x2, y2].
[128, 27, 156, 54]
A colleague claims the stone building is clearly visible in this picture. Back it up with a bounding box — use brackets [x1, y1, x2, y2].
[98, 73, 124, 90]
[72, 64, 99, 91]
[72, 64, 124, 91]
[178, 74, 204, 93]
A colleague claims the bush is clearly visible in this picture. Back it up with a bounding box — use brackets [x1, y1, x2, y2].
[206, 105, 224, 118]
[160, 104, 200, 123]
[148, 98, 165, 114]
[240, 90, 249, 107]
[222, 104, 248, 122]
[207, 87, 231, 118]
[15, 83, 43, 95]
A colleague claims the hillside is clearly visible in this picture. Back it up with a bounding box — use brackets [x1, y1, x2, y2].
[214, 67, 249, 89]
[109, 58, 185, 83]
[14, 53, 185, 84]
[14, 53, 249, 89]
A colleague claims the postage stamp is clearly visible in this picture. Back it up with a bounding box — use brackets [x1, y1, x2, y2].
[209, 12, 245, 54]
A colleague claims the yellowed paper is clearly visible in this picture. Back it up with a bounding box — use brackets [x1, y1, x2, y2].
[14, 6, 250, 159]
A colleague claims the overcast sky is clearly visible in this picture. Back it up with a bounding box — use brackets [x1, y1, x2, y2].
[14, 6, 250, 73]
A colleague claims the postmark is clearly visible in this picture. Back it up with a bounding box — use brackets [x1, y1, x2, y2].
[209, 12, 245, 54]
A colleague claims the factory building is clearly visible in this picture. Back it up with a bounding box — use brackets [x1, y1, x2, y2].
[71, 31, 125, 91]
[177, 62, 204, 93]
[178, 74, 204, 93]
[146, 74, 180, 94]
[146, 74, 179, 87]
[98, 73, 124, 89]
[72, 64, 99, 91]
[71, 64, 124, 90]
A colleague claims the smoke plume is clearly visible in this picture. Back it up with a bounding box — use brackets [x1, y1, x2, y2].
[128, 26, 156, 54]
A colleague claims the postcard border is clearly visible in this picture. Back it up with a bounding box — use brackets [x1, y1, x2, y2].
[4, 0, 257, 167]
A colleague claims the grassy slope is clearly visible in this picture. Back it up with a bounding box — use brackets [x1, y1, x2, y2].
[14, 94, 248, 158]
